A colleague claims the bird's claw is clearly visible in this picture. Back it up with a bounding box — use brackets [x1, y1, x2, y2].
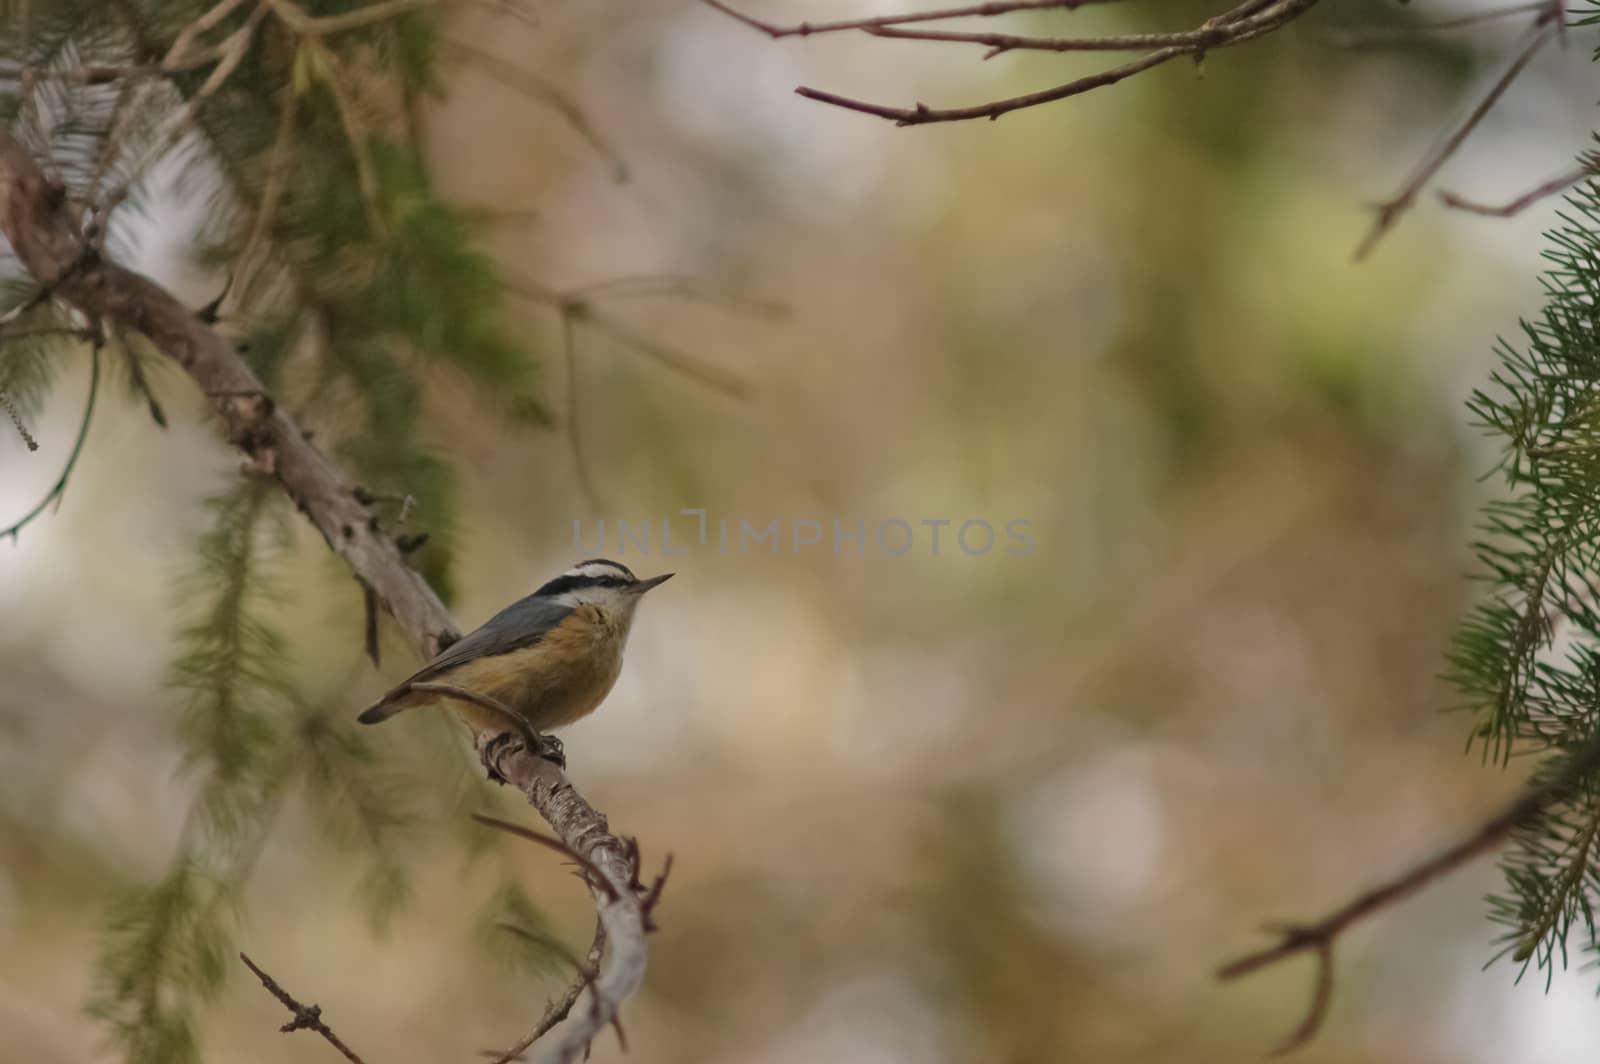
[532, 733, 566, 769]
[481, 729, 567, 779]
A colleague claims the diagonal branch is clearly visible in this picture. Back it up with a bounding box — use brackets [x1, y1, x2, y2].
[1353, 13, 1560, 259]
[707, 0, 1318, 124]
[0, 130, 652, 1064]
[239, 952, 368, 1064]
[1218, 729, 1600, 1054]
[697, 0, 1120, 38]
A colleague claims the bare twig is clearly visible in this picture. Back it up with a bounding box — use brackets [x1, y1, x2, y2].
[560, 307, 604, 514]
[1353, 16, 1559, 260]
[794, 46, 1180, 122]
[439, 39, 629, 182]
[501, 272, 752, 398]
[237, 85, 298, 300]
[95, 1, 270, 224]
[0, 388, 38, 450]
[865, 19, 1283, 55]
[495, 922, 627, 1051]
[165, 0, 250, 68]
[0, 343, 99, 540]
[286, 30, 386, 233]
[575, 305, 751, 398]
[472, 813, 623, 902]
[484, 920, 607, 1064]
[1218, 731, 1600, 1054]
[0, 120, 653, 1064]
[699, 0, 1119, 39]
[777, 0, 1324, 124]
[1439, 153, 1600, 218]
[239, 952, 368, 1064]
[1323, 1, 1552, 48]
[571, 273, 786, 318]
[268, 0, 431, 36]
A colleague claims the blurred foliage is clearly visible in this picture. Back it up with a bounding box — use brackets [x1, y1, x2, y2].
[1, 0, 1599, 1062]
[0, 1, 557, 1058]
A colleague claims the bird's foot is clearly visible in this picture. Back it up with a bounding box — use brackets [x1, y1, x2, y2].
[532, 732, 566, 769]
[480, 727, 567, 783]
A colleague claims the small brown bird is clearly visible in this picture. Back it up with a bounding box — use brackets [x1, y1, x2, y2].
[357, 559, 672, 753]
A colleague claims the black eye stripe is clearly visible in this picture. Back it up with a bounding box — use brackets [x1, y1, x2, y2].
[533, 572, 632, 597]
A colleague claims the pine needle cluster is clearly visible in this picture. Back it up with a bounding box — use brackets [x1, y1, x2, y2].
[1450, 165, 1600, 983]
[0, 3, 566, 1059]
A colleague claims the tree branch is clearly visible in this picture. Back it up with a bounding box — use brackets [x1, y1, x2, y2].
[705, 0, 1318, 124]
[1439, 152, 1600, 218]
[698, 0, 1119, 38]
[1218, 729, 1600, 1054]
[239, 952, 369, 1064]
[0, 340, 99, 540]
[1353, 12, 1559, 259]
[0, 130, 653, 1064]
[479, 737, 654, 1064]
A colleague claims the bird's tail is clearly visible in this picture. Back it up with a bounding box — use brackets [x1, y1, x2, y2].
[356, 691, 410, 725]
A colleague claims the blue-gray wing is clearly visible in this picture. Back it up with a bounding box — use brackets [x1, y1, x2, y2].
[357, 594, 576, 724]
[409, 594, 576, 683]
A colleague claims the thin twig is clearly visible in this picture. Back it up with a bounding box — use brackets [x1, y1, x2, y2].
[439, 39, 628, 182]
[97, 2, 269, 223]
[269, 0, 431, 35]
[484, 919, 606, 1064]
[1218, 730, 1600, 1053]
[501, 272, 751, 397]
[865, 21, 1272, 54]
[0, 344, 99, 541]
[698, 0, 1118, 38]
[472, 814, 623, 902]
[498, 917, 627, 1055]
[787, 0, 1318, 124]
[1322, 1, 1552, 48]
[796, 46, 1182, 123]
[297, 35, 386, 234]
[1353, 16, 1559, 260]
[239, 952, 368, 1064]
[571, 274, 786, 319]
[237, 86, 298, 300]
[1439, 153, 1600, 218]
[165, 0, 250, 68]
[0, 388, 38, 450]
[575, 307, 751, 398]
[560, 308, 604, 514]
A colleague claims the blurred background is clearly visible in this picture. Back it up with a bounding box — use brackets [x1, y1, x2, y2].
[4, 0, 1600, 1060]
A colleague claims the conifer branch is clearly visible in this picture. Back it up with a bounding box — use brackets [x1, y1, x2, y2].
[0, 339, 99, 541]
[0, 128, 655, 1064]
[1219, 729, 1600, 1054]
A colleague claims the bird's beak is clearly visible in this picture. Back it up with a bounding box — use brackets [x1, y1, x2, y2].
[633, 572, 674, 593]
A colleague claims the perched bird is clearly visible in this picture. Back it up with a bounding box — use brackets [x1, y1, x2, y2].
[357, 559, 672, 759]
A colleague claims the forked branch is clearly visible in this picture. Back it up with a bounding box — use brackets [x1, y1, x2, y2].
[0, 130, 654, 1064]
[702, 0, 1319, 124]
